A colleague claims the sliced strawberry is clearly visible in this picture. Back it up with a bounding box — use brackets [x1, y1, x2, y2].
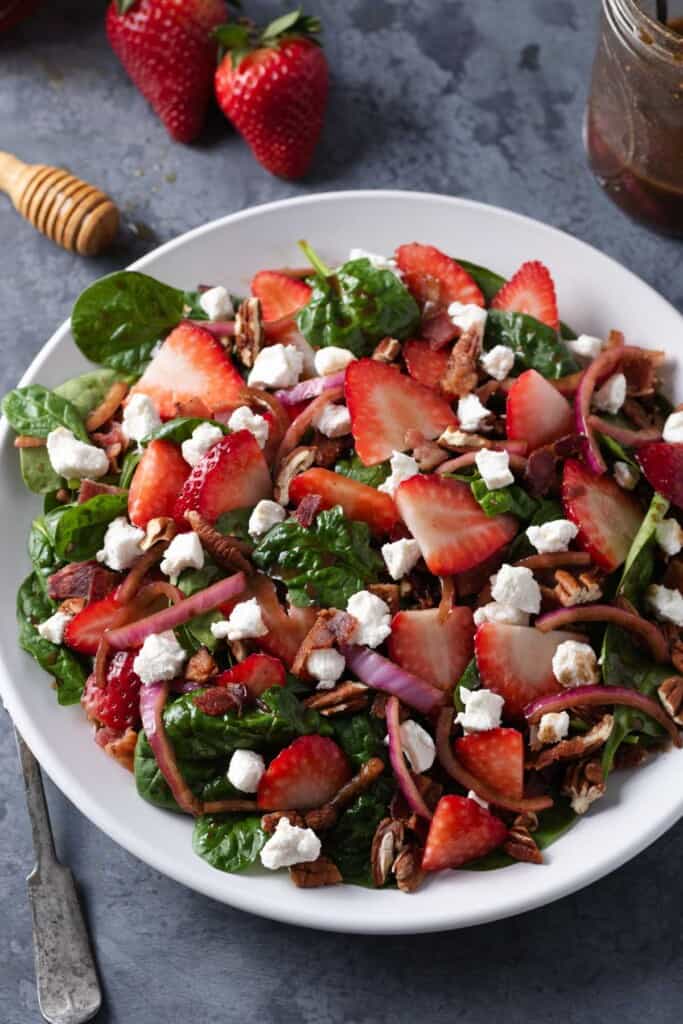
[249, 573, 318, 668]
[637, 442, 683, 511]
[506, 368, 573, 451]
[64, 593, 123, 656]
[388, 607, 474, 693]
[82, 651, 141, 732]
[403, 340, 449, 391]
[422, 795, 508, 872]
[215, 653, 286, 697]
[395, 243, 484, 308]
[251, 271, 312, 337]
[129, 439, 191, 528]
[474, 622, 584, 719]
[173, 430, 271, 524]
[128, 322, 244, 420]
[395, 475, 517, 576]
[257, 735, 351, 810]
[561, 458, 643, 571]
[490, 260, 559, 331]
[455, 728, 524, 799]
[345, 359, 457, 466]
[289, 467, 398, 533]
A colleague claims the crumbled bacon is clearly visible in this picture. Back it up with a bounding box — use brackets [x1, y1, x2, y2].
[524, 447, 557, 498]
[47, 560, 119, 603]
[192, 684, 247, 716]
[293, 493, 322, 527]
[621, 346, 665, 397]
[421, 310, 458, 349]
[290, 608, 358, 678]
[77, 478, 127, 504]
[313, 435, 349, 468]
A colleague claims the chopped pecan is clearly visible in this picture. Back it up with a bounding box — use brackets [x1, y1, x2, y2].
[437, 426, 487, 450]
[95, 726, 137, 773]
[293, 493, 321, 527]
[141, 516, 178, 551]
[304, 757, 385, 831]
[371, 692, 389, 719]
[562, 757, 606, 814]
[402, 569, 440, 609]
[371, 818, 405, 886]
[289, 856, 342, 888]
[504, 817, 543, 864]
[553, 568, 603, 607]
[372, 336, 401, 363]
[439, 328, 482, 399]
[233, 297, 263, 369]
[534, 714, 614, 771]
[261, 810, 305, 833]
[663, 558, 683, 593]
[58, 597, 86, 617]
[622, 397, 654, 429]
[658, 676, 683, 726]
[410, 438, 449, 471]
[367, 583, 401, 615]
[185, 510, 253, 574]
[393, 845, 426, 893]
[274, 446, 316, 504]
[614, 742, 651, 770]
[185, 647, 218, 683]
[227, 638, 249, 663]
[291, 609, 358, 678]
[193, 684, 247, 716]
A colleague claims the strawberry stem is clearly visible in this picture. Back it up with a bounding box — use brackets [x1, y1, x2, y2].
[116, 0, 139, 13]
[298, 240, 331, 279]
[261, 9, 322, 44]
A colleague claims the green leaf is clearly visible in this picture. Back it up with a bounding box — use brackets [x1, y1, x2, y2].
[484, 310, 579, 379]
[323, 777, 394, 885]
[334, 454, 390, 488]
[332, 713, 386, 770]
[17, 572, 88, 705]
[253, 505, 383, 608]
[71, 271, 186, 375]
[507, 498, 564, 561]
[455, 258, 506, 303]
[193, 814, 267, 873]
[51, 493, 128, 562]
[212, 23, 252, 64]
[214, 507, 253, 544]
[617, 492, 668, 607]
[134, 732, 243, 812]
[119, 450, 140, 489]
[2, 385, 89, 441]
[465, 798, 576, 870]
[296, 258, 420, 357]
[142, 417, 229, 446]
[598, 429, 639, 472]
[454, 658, 481, 711]
[28, 514, 63, 588]
[470, 477, 538, 521]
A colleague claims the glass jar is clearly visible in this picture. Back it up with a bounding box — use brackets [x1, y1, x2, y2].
[586, 0, 683, 235]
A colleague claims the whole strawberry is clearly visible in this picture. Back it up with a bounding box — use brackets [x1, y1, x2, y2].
[214, 10, 329, 179]
[106, 0, 228, 143]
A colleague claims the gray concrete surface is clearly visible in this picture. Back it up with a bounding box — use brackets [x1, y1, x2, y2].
[2, 1, 683, 1021]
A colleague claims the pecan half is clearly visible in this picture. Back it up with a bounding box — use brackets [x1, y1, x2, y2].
[185, 510, 253, 574]
[504, 816, 543, 864]
[372, 336, 401, 363]
[303, 681, 370, 717]
[289, 856, 342, 888]
[439, 327, 482, 398]
[261, 810, 305, 833]
[304, 757, 385, 832]
[371, 818, 405, 887]
[553, 568, 604, 607]
[274, 446, 316, 504]
[233, 297, 263, 369]
[562, 757, 606, 814]
[533, 714, 614, 771]
[392, 845, 426, 893]
[437, 426, 487, 450]
[658, 676, 683, 726]
[141, 516, 178, 552]
[185, 647, 218, 683]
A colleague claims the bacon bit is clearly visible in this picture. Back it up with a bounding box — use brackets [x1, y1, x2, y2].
[14, 435, 45, 448]
[372, 337, 402, 363]
[185, 510, 253, 574]
[421, 310, 458, 349]
[533, 714, 614, 771]
[524, 447, 556, 497]
[621, 345, 665, 397]
[77, 478, 127, 504]
[192, 684, 247, 717]
[436, 450, 527, 475]
[439, 327, 481, 397]
[275, 386, 345, 471]
[85, 381, 129, 433]
[313, 435, 349, 468]
[290, 609, 358, 678]
[185, 647, 218, 683]
[294, 493, 322, 527]
[438, 576, 455, 623]
[47, 560, 119, 603]
[95, 726, 138, 773]
[289, 856, 342, 888]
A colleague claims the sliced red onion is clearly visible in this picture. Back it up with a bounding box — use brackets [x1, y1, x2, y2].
[587, 415, 662, 448]
[274, 370, 346, 407]
[116, 545, 167, 606]
[437, 450, 528, 475]
[574, 341, 624, 475]
[536, 605, 669, 663]
[188, 320, 235, 338]
[385, 696, 433, 820]
[139, 682, 202, 815]
[435, 709, 553, 812]
[275, 386, 345, 470]
[107, 572, 246, 650]
[342, 644, 445, 715]
[524, 685, 681, 747]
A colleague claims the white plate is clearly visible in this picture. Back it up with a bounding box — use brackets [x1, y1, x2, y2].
[1, 190, 681, 935]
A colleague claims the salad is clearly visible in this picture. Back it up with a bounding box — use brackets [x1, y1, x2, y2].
[4, 240, 683, 892]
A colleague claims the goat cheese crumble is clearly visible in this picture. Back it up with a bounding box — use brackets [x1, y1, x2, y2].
[490, 564, 541, 615]
[227, 406, 269, 449]
[314, 346, 356, 376]
[526, 519, 578, 554]
[455, 686, 504, 734]
[181, 422, 224, 467]
[480, 344, 514, 381]
[475, 448, 514, 490]
[211, 598, 268, 642]
[248, 343, 304, 389]
[46, 427, 109, 481]
[346, 590, 392, 648]
[199, 285, 233, 321]
[96, 517, 144, 571]
[227, 750, 265, 793]
[37, 610, 72, 645]
[378, 451, 420, 496]
[159, 531, 204, 584]
[456, 394, 491, 432]
[121, 393, 161, 443]
[133, 631, 187, 685]
[551, 640, 599, 688]
[381, 538, 421, 580]
[248, 500, 286, 537]
[260, 816, 321, 870]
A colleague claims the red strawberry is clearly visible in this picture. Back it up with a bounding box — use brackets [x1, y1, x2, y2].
[395, 243, 484, 309]
[106, 0, 227, 143]
[248, 573, 317, 667]
[214, 12, 329, 179]
[174, 430, 271, 524]
[129, 322, 244, 420]
[491, 260, 559, 331]
[422, 795, 508, 872]
[215, 653, 286, 697]
[403, 340, 449, 391]
[251, 271, 312, 337]
[289, 467, 398, 534]
[0, 0, 41, 33]
[129, 438, 191, 528]
[637, 442, 683, 511]
[455, 728, 524, 799]
[82, 651, 142, 732]
[64, 593, 124, 656]
[345, 359, 456, 466]
[561, 458, 643, 572]
[388, 607, 474, 693]
[474, 623, 584, 719]
[395, 475, 517, 576]
[257, 735, 351, 810]
[506, 368, 573, 451]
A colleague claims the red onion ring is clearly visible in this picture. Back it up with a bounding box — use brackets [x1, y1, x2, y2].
[342, 644, 445, 715]
[574, 339, 624, 475]
[587, 415, 662, 448]
[385, 696, 433, 820]
[535, 605, 669, 663]
[139, 682, 203, 816]
[274, 370, 346, 407]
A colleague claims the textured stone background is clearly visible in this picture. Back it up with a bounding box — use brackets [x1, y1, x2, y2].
[2, 1, 683, 1021]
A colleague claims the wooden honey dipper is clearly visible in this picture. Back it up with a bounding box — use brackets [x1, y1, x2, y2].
[0, 151, 119, 256]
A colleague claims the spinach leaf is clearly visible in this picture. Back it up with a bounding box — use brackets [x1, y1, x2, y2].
[465, 798, 576, 870]
[253, 505, 383, 608]
[119, 450, 140, 489]
[175, 561, 226, 652]
[456, 258, 506, 303]
[193, 814, 267, 873]
[142, 417, 229, 445]
[617, 492, 667, 608]
[454, 658, 481, 710]
[332, 713, 386, 770]
[214, 507, 253, 543]
[71, 271, 188, 375]
[470, 477, 538, 521]
[506, 498, 564, 561]
[50, 493, 128, 562]
[28, 514, 63, 589]
[297, 257, 420, 357]
[134, 732, 242, 811]
[598, 431, 639, 472]
[334, 454, 390, 488]
[2, 385, 89, 442]
[17, 572, 88, 705]
[323, 777, 394, 885]
[484, 310, 579, 379]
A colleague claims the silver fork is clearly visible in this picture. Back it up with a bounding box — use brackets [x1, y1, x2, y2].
[16, 729, 102, 1024]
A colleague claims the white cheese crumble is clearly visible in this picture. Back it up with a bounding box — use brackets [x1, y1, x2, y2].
[96, 516, 145, 571]
[199, 285, 234, 321]
[133, 630, 187, 685]
[592, 372, 627, 415]
[46, 427, 109, 481]
[566, 334, 604, 361]
[456, 394, 491, 433]
[663, 411, 683, 443]
[381, 538, 421, 580]
[398, 719, 435, 773]
[314, 346, 356, 376]
[306, 648, 345, 689]
[248, 343, 304, 389]
[447, 302, 488, 343]
[227, 749, 265, 793]
[526, 518, 578, 554]
[647, 584, 683, 628]
[260, 816, 321, 870]
[378, 450, 420, 496]
[348, 248, 402, 278]
[227, 405, 269, 449]
[537, 711, 570, 745]
[614, 461, 639, 491]
[346, 590, 392, 648]
[475, 448, 514, 490]
[312, 403, 352, 438]
[490, 564, 541, 615]
[181, 422, 224, 467]
[211, 598, 268, 642]
[467, 790, 489, 810]
[159, 531, 204, 584]
[473, 602, 529, 627]
[656, 519, 683, 557]
[480, 344, 514, 381]
[551, 640, 599, 688]
[121, 393, 161, 443]
[37, 610, 72, 645]
[248, 499, 286, 537]
[455, 685, 504, 734]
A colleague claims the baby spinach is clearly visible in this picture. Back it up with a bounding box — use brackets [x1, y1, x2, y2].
[617, 492, 668, 608]
[134, 733, 242, 811]
[119, 450, 140, 489]
[454, 658, 481, 710]
[296, 255, 420, 357]
[50, 493, 128, 562]
[334, 454, 390, 489]
[470, 477, 538, 521]
[17, 572, 88, 705]
[484, 310, 578, 379]
[465, 798, 576, 871]
[506, 498, 564, 561]
[332, 713, 386, 770]
[28, 514, 63, 591]
[456, 258, 506, 303]
[2, 385, 89, 442]
[323, 776, 394, 885]
[142, 417, 229, 446]
[214, 507, 253, 543]
[193, 814, 267, 873]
